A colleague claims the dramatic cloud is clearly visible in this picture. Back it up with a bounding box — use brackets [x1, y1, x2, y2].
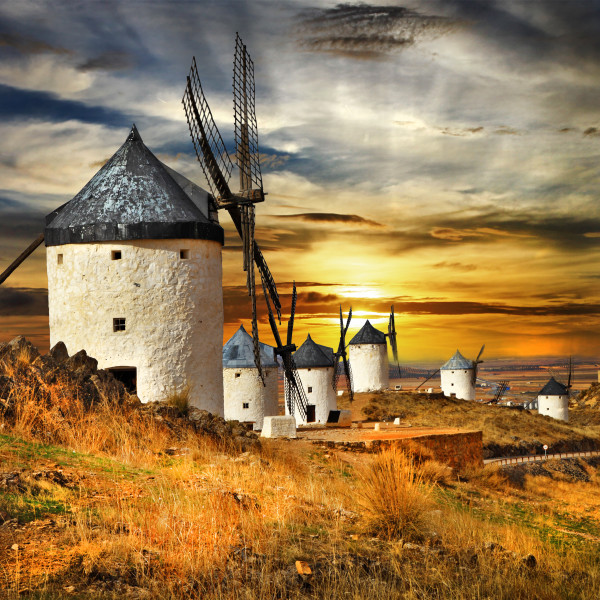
[297, 3, 460, 59]
[273, 213, 383, 228]
[77, 50, 136, 72]
[0, 31, 70, 56]
[431, 261, 477, 272]
[0, 287, 48, 316]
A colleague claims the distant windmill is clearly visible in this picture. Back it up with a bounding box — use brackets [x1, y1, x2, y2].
[491, 381, 509, 404]
[332, 306, 354, 402]
[182, 34, 280, 384]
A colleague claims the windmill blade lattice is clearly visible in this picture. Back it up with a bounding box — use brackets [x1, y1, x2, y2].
[183, 57, 233, 202]
[234, 33, 263, 200]
[183, 36, 284, 379]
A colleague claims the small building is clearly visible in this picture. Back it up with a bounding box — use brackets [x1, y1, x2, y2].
[348, 321, 389, 392]
[222, 325, 279, 430]
[288, 334, 336, 425]
[440, 350, 475, 401]
[537, 377, 569, 422]
[45, 125, 225, 414]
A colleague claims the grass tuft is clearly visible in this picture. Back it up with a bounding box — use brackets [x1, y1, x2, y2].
[356, 447, 433, 541]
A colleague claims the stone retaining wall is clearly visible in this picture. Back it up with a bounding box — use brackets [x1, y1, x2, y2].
[314, 430, 483, 470]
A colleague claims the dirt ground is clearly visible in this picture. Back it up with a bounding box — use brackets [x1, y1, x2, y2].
[295, 422, 468, 444]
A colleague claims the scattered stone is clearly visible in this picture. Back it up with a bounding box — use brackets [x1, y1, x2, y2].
[295, 560, 312, 575]
[522, 554, 537, 568]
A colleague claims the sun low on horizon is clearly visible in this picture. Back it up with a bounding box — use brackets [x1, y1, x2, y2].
[1, 0, 599, 366]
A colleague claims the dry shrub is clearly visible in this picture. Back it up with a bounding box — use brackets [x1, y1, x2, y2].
[2, 372, 201, 466]
[356, 446, 433, 540]
[165, 387, 190, 416]
[418, 459, 453, 485]
[462, 463, 510, 490]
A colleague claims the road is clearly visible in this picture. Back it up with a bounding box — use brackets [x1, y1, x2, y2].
[484, 450, 600, 465]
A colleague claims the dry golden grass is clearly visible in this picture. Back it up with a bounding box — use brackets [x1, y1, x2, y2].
[2, 377, 600, 598]
[353, 390, 600, 449]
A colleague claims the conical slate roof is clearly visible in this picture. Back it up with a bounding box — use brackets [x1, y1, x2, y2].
[222, 325, 277, 369]
[538, 377, 568, 396]
[293, 334, 334, 369]
[45, 125, 224, 246]
[441, 350, 473, 371]
[348, 320, 386, 345]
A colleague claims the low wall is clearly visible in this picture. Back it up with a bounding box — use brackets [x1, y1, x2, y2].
[314, 430, 483, 470]
[389, 431, 483, 470]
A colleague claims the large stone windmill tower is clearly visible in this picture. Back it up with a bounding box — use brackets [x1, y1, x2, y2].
[348, 321, 389, 392]
[289, 334, 337, 425]
[44, 125, 225, 414]
[222, 324, 278, 429]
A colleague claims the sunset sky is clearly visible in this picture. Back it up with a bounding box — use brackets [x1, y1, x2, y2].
[1, 0, 599, 364]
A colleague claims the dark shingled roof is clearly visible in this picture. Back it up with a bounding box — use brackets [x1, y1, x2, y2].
[222, 325, 277, 369]
[538, 377, 568, 396]
[45, 125, 224, 246]
[441, 350, 473, 371]
[348, 320, 386, 345]
[293, 334, 334, 369]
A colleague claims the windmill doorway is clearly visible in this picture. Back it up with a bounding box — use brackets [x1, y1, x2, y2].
[108, 367, 137, 393]
[306, 404, 316, 423]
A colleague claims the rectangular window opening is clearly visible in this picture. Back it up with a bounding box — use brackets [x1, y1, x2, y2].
[242, 402, 249, 409]
[113, 318, 126, 332]
[111, 250, 122, 260]
[57, 254, 63, 265]
[180, 249, 190, 259]
[308, 386, 313, 393]
[235, 372, 241, 378]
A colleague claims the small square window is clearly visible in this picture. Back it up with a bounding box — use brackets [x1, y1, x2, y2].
[111, 250, 122, 260]
[57, 254, 63, 265]
[242, 402, 249, 409]
[113, 318, 126, 332]
[307, 386, 313, 393]
[180, 249, 190, 259]
[235, 373, 241, 378]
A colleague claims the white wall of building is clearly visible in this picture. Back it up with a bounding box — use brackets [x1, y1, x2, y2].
[440, 369, 475, 401]
[46, 239, 224, 415]
[348, 344, 389, 393]
[286, 366, 337, 425]
[537, 394, 569, 422]
[223, 367, 278, 430]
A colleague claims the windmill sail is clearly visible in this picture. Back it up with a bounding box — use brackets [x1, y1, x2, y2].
[0, 234, 45, 286]
[261, 279, 308, 419]
[471, 344, 485, 386]
[234, 33, 264, 201]
[332, 305, 354, 402]
[183, 37, 284, 379]
[183, 57, 233, 202]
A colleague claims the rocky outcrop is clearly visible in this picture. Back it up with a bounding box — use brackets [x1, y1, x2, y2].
[0, 336, 259, 453]
[574, 383, 600, 409]
[0, 336, 131, 416]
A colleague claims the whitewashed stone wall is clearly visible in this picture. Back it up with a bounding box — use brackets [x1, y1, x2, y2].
[223, 367, 278, 430]
[286, 366, 336, 425]
[46, 239, 224, 415]
[348, 344, 389, 393]
[440, 369, 475, 401]
[537, 394, 569, 422]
